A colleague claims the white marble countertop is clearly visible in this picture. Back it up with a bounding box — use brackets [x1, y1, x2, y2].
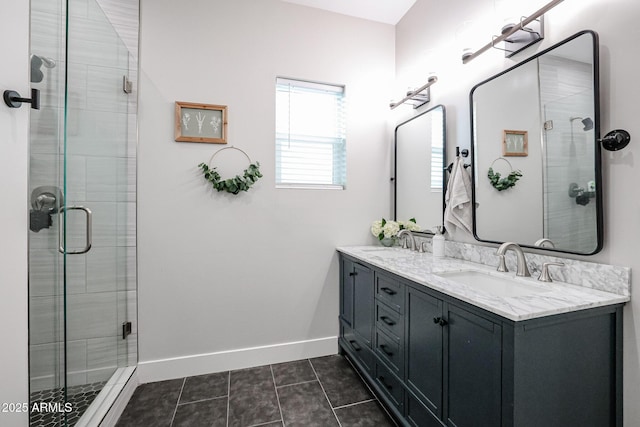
[337, 245, 629, 321]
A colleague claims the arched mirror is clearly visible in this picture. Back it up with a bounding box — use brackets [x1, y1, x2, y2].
[470, 31, 601, 254]
[394, 104, 446, 235]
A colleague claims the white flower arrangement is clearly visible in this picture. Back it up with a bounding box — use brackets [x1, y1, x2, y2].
[371, 218, 420, 240]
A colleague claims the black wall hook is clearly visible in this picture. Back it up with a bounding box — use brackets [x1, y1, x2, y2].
[599, 129, 630, 151]
[3, 88, 40, 110]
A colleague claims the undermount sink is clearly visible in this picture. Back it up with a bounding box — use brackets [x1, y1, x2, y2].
[360, 247, 413, 259]
[436, 270, 551, 298]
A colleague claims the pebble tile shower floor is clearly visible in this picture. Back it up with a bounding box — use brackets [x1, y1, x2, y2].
[30, 382, 106, 427]
[116, 355, 396, 426]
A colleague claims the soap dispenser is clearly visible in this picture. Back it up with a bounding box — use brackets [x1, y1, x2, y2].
[432, 226, 445, 258]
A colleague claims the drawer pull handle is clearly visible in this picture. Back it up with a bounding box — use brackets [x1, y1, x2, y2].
[378, 376, 393, 390]
[349, 272, 357, 277]
[433, 317, 448, 326]
[379, 344, 394, 357]
[349, 340, 361, 351]
[381, 287, 397, 296]
[380, 316, 396, 326]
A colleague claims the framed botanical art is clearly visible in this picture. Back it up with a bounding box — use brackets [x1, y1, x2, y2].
[175, 101, 227, 144]
[502, 129, 528, 157]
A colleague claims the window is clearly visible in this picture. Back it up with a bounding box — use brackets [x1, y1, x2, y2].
[275, 77, 346, 189]
[430, 108, 444, 191]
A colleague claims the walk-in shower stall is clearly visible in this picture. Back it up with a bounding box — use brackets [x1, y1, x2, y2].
[28, 0, 137, 425]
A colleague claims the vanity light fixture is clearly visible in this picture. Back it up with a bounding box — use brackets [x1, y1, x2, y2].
[462, 0, 564, 64]
[390, 75, 438, 110]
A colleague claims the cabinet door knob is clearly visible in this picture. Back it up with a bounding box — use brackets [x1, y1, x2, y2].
[433, 317, 448, 326]
[349, 271, 357, 277]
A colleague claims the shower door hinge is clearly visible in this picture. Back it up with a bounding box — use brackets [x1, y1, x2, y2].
[122, 321, 132, 339]
[544, 120, 553, 130]
[122, 76, 133, 94]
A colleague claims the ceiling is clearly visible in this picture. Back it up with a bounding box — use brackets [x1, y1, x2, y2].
[281, 0, 417, 25]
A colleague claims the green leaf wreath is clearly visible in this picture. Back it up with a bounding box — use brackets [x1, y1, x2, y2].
[198, 162, 263, 195]
[487, 167, 522, 191]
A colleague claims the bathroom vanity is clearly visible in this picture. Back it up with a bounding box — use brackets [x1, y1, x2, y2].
[337, 246, 627, 427]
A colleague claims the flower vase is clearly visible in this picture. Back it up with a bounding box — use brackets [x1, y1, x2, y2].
[380, 237, 396, 247]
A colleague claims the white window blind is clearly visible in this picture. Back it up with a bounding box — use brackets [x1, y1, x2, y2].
[430, 108, 444, 191]
[276, 77, 346, 189]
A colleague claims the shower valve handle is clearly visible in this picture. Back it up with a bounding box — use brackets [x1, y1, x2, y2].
[3, 88, 40, 110]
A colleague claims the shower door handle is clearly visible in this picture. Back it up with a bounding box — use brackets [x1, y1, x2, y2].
[58, 206, 93, 254]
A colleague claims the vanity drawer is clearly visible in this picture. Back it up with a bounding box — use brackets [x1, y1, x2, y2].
[376, 302, 403, 340]
[376, 273, 404, 313]
[375, 329, 402, 375]
[341, 324, 374, 375]
[375, 362, 404, 412]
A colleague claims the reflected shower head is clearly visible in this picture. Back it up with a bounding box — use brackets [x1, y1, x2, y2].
[30, 55, 56, 83]
[570, 116, 594, 131]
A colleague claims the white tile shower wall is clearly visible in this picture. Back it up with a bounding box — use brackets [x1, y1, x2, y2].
[539, 56, 596, 251]
[28, 0, 138, 392]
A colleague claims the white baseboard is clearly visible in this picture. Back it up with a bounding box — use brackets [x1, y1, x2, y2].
[137, 336, 338, 384]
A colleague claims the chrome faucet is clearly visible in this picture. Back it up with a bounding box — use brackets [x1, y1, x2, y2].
[398, 229, 417, 251]
[496, 242, 531, 277]
[534, 238, 555, 248]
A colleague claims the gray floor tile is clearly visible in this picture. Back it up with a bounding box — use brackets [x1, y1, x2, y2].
[228, 387, 281, 427]
[116, 378, 183, 427]
[272, 359, 316, 387]
[228, 366, 280, 426]
[278, 381, 339, 426]
[180, 371, 229, 403]
[310, 355, 372, 407]
[172, 397, 227, 427]
[117, 356, 392, 427]
[230, 365, 274, 392]
[335, 400, 395, 426]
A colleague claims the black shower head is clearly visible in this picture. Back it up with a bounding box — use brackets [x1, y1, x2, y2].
[30, 55, 56, 83]
[581, 117, 594, 131]
[570, 116, 594, 131]
[31, 55, 44, 83]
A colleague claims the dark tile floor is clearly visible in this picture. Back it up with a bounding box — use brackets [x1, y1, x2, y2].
[116, 355, 395, 427]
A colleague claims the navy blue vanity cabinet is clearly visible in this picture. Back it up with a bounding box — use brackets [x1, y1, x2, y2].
[373, 271, 407, 414]
[339, 256, 375, 374]
[405, 285, 502, 427]
[337, 253, 623, 427]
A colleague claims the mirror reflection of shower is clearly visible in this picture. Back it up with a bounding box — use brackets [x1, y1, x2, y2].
[570, 116, 593, 131]
[30, 54, 56, 83]
[569, 115, 593, 157]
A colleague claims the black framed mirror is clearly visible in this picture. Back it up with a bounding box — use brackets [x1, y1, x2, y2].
[470, 30, 602, 255]
[394, 104, 447, 235]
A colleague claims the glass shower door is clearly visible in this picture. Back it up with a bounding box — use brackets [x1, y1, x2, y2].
[29, 0, 136, 425]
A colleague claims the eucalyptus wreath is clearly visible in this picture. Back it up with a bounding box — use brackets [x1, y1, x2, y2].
[487, 167, 522, 191]
[198, 162, 263, 194]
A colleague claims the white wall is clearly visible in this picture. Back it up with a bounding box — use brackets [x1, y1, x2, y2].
[473, 59, 543, 244]
[137, 0, 394, 380]
[396, 0, 640, 424]
[0, 0, 30, 425]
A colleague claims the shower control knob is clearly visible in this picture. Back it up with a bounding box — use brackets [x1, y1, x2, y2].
[3, 88, 40, 110]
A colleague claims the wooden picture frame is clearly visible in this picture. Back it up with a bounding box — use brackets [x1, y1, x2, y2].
[502, 130, 528, 157]
[175, 101, 227, 144]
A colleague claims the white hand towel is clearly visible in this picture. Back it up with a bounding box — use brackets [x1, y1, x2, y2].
[444, 157, 474, 234]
